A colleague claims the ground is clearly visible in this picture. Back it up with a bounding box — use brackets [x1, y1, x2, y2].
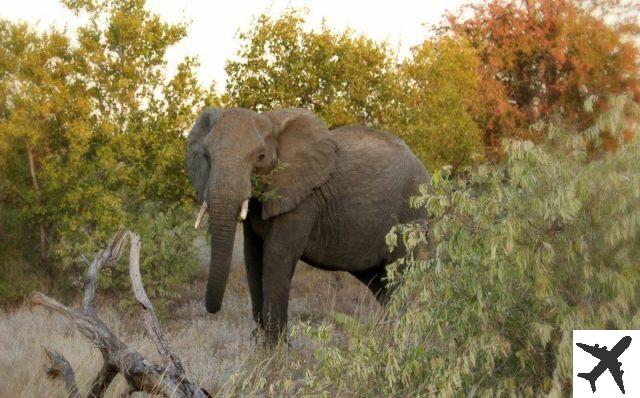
[0, 226, 379, 397]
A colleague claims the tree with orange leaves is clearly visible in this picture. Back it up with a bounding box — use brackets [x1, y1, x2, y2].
[444, 0, 640, 153]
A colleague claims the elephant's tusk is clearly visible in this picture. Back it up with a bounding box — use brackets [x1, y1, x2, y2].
[194, 202, 208, 229]
[238, 199, 249, 221]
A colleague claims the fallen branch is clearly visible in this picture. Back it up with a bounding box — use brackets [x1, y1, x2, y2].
[30, 230, 210, 398]
[44, 348, 81, 398]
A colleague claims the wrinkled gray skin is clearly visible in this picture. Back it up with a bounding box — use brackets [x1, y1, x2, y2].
[185, 107, 429, 345]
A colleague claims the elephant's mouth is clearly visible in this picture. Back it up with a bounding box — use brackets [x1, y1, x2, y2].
[194, 199, 249, 229]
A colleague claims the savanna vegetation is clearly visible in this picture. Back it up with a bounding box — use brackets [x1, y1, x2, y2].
[1, 0, 639, 396]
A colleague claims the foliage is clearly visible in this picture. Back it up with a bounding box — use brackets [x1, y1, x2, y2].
[0, 256, 39, 306]
[109, 203, 199, 311]
[0, 0, 215, 304]
[293, 95, 640, 396]
[224, 9, 485, 169]
[224, 8, 398, 128]
[444, 0, 640, 152]
[251, 161, 288, 203]
[392, 37, 485, 170]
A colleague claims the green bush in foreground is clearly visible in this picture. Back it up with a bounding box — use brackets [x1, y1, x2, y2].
[286, 95, 639, 397]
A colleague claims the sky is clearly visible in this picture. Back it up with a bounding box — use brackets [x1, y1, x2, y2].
[0, 0, 472, 88]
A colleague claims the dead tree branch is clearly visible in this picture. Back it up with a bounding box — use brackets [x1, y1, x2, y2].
[30, 230, 209, 398]
[44, 348, 81, 398]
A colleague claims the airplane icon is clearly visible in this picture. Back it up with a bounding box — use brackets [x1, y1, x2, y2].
[576, 335, 632, 394]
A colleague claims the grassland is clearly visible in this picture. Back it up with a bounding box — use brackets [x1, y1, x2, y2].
[0, 227, 379, 397]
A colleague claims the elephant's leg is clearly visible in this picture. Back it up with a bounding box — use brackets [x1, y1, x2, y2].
[243, 221, 264, 327]
[350, 265, 391, 305]
[261, 208, 316, 346]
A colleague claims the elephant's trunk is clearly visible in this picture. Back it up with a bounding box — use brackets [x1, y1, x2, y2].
[204, 198, 240, 314]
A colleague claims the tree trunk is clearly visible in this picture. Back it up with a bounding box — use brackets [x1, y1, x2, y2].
[27, 145, 48, 262]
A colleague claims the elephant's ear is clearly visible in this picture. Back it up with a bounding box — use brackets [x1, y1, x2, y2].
[185, 108, 223, 202]
[261, 108, 338, 219]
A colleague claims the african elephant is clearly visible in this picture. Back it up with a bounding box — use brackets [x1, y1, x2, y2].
[185, 107, 429, 344]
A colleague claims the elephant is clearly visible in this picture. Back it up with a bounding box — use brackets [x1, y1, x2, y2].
[185, 107, 430, 344]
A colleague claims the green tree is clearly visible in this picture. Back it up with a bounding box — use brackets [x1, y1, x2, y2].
[224, 8, 398, 128]
[393, 37, 485, 170]
[0, 0, 215, 304]
[224, 8, 485, 169]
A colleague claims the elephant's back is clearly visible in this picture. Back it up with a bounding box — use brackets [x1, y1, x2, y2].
[331, 125, 416, 158]
[302, 126, 429, 271]
[330, 125, 429, 196]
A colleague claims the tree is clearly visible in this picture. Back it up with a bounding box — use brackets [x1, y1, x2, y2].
[224, 8, 398, 129]
[0, 0, 215, 303]
[224, 8, 485, 169]
[393, 37, 485, 170]
[444, 0, 640, 152]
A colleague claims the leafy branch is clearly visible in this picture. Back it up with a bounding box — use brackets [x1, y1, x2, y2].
[251, 161, 288, 202]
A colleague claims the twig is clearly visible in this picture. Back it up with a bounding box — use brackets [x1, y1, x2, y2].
[83, 230, 128, 316]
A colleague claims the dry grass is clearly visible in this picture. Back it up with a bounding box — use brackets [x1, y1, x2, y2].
[0, 228, 379, 397]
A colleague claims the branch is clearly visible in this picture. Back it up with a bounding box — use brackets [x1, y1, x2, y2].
[31, 230, 210, 398]
[87, 363, 118, 398]
[44, 348, 81, 398]
[27, 145, 48, 259]
[83, 229, 128, 315]
[27, 146, 40, 191]
[128, 232, 184, 373]
[30, 292, 122, 351]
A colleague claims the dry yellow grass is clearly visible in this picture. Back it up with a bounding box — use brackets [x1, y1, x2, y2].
[0, 229, 379, 397]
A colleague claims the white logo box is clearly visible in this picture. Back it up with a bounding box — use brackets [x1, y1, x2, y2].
[573, 330, 640, 397]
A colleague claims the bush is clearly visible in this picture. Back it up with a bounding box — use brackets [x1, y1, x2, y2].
[50, 202, 200, 310]
[0, 258, 39, 306]
[112, 203, 200, 310]
[294, 95, 640, 396]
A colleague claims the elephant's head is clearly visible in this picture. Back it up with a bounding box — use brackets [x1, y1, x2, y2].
[185, 107, 337, 313]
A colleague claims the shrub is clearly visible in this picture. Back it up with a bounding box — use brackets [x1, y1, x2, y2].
[297, 94, 640, 396]
[123, 203, 200, 309]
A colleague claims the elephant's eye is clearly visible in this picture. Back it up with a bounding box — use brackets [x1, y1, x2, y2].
[257, 153, 266, 161]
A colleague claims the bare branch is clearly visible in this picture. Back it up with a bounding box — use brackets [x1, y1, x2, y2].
[30, 292, 125, 354]
[87, 363, 118, 398]
[128, 232, 184, 373]
[44, 348, 81, 398]
[33, 231, 210, 398]
[83, 230, 128, 315]
[27, 145, 48, 260]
